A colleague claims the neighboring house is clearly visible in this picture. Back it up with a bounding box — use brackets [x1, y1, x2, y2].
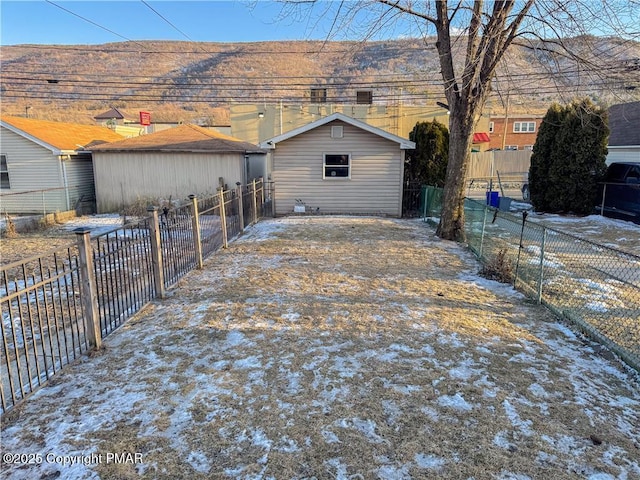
[231, 103, 457, 144]
[0, 115, 124, 214]
[488, 115, 542, 151]
[472, 132, 491, 152]
[93, 107, 148, 137]
[90, 124, 265, 213]
[93, 107, 140, 126]
[258, 113, 415, 217]
[607, 101, 640, 165]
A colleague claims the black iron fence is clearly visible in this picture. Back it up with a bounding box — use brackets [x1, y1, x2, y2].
[0, 179, 273, 413]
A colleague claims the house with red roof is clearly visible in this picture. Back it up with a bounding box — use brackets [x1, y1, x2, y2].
[0, 116, 124, 214]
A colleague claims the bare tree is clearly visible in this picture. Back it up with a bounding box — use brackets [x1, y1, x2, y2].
[282, 0, 639, 240]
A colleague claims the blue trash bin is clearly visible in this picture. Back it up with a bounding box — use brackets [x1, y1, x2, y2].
[486, 191, 499, 207]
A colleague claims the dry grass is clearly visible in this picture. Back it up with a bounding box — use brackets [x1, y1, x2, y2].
[1, 216, 639, 480]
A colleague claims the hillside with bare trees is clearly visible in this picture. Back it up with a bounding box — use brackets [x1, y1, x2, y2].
[1, 37, 638, 124]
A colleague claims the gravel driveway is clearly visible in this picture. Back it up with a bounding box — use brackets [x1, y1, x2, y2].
[2, 216, 638, 480]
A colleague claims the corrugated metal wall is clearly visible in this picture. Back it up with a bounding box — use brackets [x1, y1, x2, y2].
[272, 120, 404, 216]
[92, 151, 245, 212]
[467, 150, 532, 180]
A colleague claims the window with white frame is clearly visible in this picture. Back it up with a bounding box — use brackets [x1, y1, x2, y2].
[323, 154, 350, 179]
[489, 121, 494, 133]
[524, 145, 534, 150]
[513, 121, 536, 133]
[0, 154, 10, 189]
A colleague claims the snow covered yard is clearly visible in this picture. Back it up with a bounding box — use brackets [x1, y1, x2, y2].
[1, 216, 638, 480]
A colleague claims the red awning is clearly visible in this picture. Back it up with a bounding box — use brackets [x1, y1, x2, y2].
[473, 132, 491, 143]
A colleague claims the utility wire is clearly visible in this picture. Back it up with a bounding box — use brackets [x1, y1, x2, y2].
[140, 0, 211, 55]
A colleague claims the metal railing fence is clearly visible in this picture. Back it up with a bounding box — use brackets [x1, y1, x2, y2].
[0, 179, 273, 413]
[93, 218, 156, 337]
[0, 246, 89, 411]
[422, 186, 640, 371]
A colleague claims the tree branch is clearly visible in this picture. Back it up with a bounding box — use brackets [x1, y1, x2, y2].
[376, 0, 437, 24]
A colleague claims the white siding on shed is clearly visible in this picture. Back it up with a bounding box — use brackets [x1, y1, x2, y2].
[272, 121, 404, 216]
[606, 147, 640, 165]
[0, 127, 66, 213]
[93, 151, 245, 212]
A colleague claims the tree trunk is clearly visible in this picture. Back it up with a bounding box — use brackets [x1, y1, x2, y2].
[436, 112, 474, 242]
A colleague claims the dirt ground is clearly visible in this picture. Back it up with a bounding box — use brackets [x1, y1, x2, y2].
[1, 216, 639, 480]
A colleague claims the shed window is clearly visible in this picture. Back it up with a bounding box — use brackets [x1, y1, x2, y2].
[331, 126, 343, 138]
[324, 154, 350, 179]
[0, 154, 9, 189]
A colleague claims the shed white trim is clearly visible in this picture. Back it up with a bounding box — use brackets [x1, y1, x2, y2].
[259, 113, 416, 150]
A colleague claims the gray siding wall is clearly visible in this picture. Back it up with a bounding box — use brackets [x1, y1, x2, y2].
[272, 121, 404, 216]
[64, 154, 95, 210]
[0, 127, 66, 214]
[93, 151, 245, 212]
[468, 151, 532, 180]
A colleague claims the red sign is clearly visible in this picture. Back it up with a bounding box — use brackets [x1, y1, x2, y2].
[139, 111, 151, 126]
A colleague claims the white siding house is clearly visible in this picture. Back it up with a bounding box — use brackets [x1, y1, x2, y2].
[0, 116, 123, 214]
[259, 113, 415, 217]
[90, 124, 265, 213]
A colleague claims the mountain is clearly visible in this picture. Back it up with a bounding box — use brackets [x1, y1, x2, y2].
[1, 38, 639, 125]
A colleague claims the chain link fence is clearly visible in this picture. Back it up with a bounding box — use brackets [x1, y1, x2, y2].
[422, 186, 640, 371]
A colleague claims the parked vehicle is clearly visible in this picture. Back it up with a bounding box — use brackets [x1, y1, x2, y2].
[597, 162, 640, 223]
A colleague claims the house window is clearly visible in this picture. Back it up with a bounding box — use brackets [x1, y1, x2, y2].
[331, 126, 343, 138]
[524, 145, 534, 151]
[310, 88, 327, 103]
[356, 90, 373, 104]
[505, 145, 519, 151]
[324, 154, 350, 179]
[0, 154, 10, 189]
[513, 121, 536, 133]
[489, 121, 494, 133]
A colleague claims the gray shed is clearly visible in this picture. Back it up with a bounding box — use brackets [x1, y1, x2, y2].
[259, 113, 415, 216]
[90, 124, 265, 212]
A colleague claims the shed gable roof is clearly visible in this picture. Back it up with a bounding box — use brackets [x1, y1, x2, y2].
[1, 115, 125, 153]
[608, 101, 640, 147]
[259, 113, 416, 149]
[90, 124, 264, 154]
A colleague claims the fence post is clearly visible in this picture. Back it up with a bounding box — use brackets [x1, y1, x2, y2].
[600, 183, 607, 216]
[236, 183, 244, 233]
[147, 206, 166, 299]
[259, 177, 265, 207]
[189, 195, 203, 269]
[479, 204, 488, 258]
[537, 228, 547, 304]
[219, 189, 228, 248]
[74, 228, 101, 349]
[252, 178, 258, 224]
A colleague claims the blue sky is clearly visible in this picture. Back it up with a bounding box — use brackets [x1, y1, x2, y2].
[0, 0, 419, 45]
